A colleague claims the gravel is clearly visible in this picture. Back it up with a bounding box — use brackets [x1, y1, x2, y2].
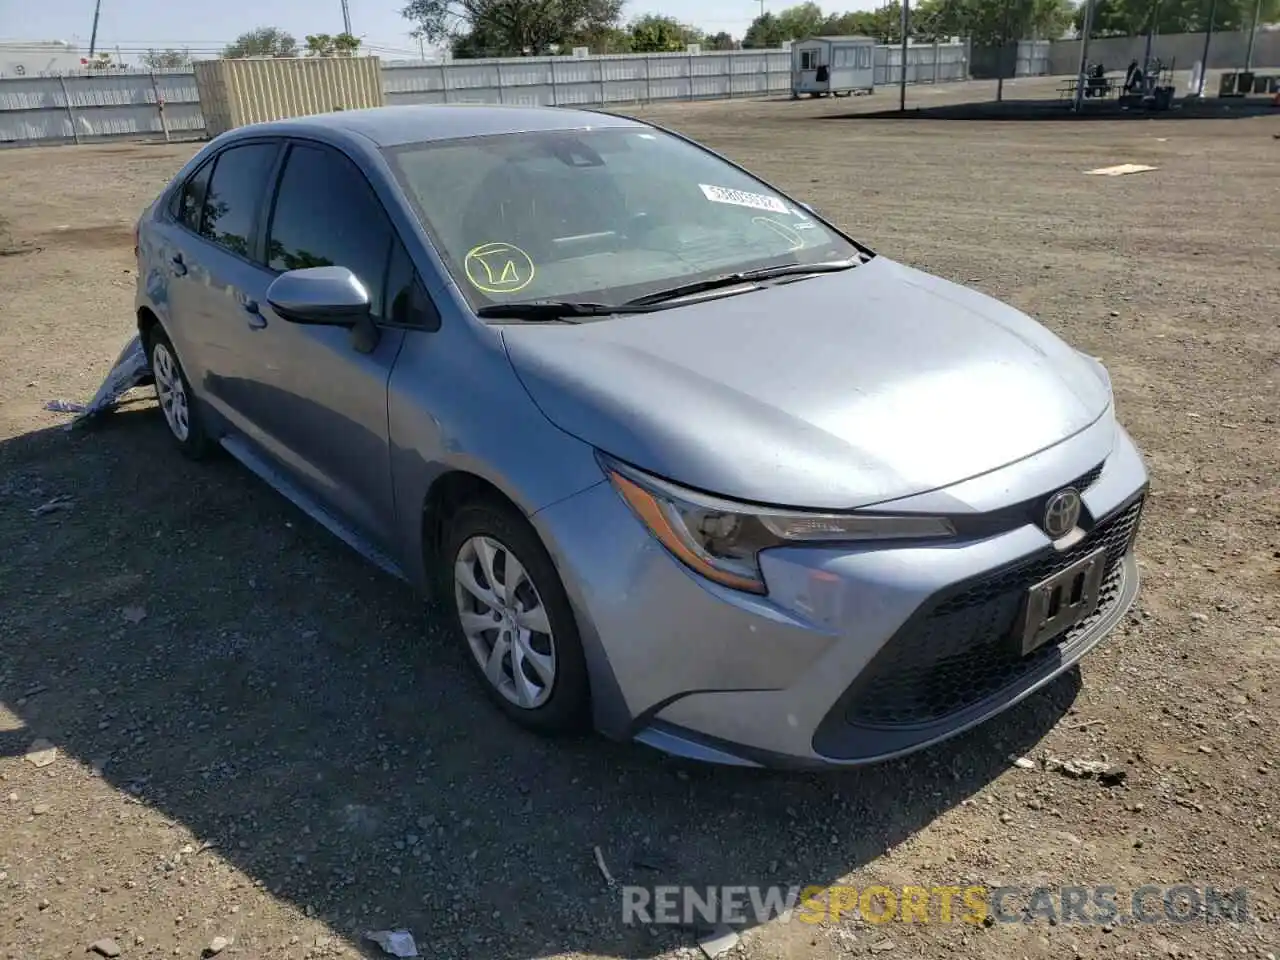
[1, 79, 1277, 959]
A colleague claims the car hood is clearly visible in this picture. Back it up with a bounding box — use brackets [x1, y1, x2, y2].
[501, 256, 1111, 510]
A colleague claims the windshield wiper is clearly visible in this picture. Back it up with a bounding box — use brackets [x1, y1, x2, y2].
[475, 300, 642, 321]
[621, 257, 862, 308]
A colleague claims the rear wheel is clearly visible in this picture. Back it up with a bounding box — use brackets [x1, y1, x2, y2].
[442, 498, 590, 735]
[146, 327, 212, 459]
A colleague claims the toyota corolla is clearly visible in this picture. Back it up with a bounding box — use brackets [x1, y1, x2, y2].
[132, 103, 1147, 768]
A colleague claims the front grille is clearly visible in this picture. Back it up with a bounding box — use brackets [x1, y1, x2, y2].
[843, 495, 1144, 728]
[1073, 461, 1105, 491]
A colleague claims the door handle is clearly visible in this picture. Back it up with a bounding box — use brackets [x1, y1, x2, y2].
[170, 253, 187, 276]
[242, 300, 267, 330]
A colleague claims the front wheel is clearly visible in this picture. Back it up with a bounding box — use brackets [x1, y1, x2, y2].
[146, 327, 212, 459]
[442, 499, 590, 735]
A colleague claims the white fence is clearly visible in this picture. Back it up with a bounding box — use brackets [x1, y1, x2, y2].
[876, 40, 972, 85]
[0, 44, 972, 148]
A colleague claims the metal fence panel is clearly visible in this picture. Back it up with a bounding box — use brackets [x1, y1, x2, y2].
[876, 42, 970, 86]
[64, 72, 153, 107]
[0, 44, 970, 147]
[0, 76, 62, 111]
[0, 108, 73, 143]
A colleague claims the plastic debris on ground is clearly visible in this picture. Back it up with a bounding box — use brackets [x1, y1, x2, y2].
[30, 495, 74, 518]
[699, 926, 741, 958]
[593, 844, 616, 887]
[25, 738, 58, 768]
[365, 930, 419, 958]
[44, 399, 87, 414]
[52, 335, 151, 431]
[1084, 163, 1158, 176]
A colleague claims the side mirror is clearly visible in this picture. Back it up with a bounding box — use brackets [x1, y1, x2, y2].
[266, 266, 370, 326]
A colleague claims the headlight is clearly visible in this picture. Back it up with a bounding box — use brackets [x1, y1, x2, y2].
[601, 456, 955, 595]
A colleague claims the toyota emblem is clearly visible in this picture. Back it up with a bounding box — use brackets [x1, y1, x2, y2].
[1043, 488, 1082, 539]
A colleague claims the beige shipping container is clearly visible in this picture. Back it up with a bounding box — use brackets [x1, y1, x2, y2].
[193, 56, 385, 137]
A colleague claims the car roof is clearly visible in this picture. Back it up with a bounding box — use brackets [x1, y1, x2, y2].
[235, 103, 648, 148]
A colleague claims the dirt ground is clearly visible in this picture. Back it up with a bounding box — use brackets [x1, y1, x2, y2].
[1, 78, 1278, 960]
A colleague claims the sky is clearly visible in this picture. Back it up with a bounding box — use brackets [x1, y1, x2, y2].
[0, 0, 876, 63]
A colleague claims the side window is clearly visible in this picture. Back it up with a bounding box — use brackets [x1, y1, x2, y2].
[266, 143, 393, 319]
[199, 142, 278, 259]
[176, 160, 212, 231]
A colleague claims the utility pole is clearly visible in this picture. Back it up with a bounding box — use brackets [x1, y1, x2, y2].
[340, 0, 352, 36]
[88, 0, 103, 59]
[1196, 0, 1216, 95]
[898, 0, 909, 112]
[1244, 0, 1262, 70]
[996, 0, 1011, 102]
[758, 0, 765, 19]
[1142, 0, 1160, 71]
[1073, 0, 1095, 112]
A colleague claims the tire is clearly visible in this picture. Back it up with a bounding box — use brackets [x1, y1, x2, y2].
[145, 326, 212, 460]
[442, 497, 590, 735]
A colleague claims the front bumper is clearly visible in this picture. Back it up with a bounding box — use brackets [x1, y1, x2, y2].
[530, 421, 1148, 769]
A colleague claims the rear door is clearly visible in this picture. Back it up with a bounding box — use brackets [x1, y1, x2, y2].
[160, 139, 283, 433]
[245, 139, 437, 549]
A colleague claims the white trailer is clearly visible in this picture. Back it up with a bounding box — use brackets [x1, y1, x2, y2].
[791, 36, 876, 98]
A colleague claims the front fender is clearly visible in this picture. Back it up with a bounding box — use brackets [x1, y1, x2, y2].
[385, 326, 607, 590]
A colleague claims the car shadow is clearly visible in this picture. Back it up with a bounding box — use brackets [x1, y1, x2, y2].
[0, 405, 1082, 958]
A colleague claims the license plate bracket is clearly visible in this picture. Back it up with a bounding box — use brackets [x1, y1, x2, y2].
[1017, 547, 1109, 656]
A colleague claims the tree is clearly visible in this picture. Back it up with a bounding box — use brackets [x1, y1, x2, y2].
[570, 26, 634, 52]
[628, 14, 701, 52]
[740, 0, 1075, 48]
[742, 12, 787, 46]
[913, 0, 1071, 43]
[305, 33, 362, 56]
[776, 1, 827, 38]
[1071, 0, 1278, 35]
[403, 0, 625, 57]
[707, 31, 737, 50]
[822, 7, 904, 39]
[222, 26, 298, 59]
[141, 48, 192, 69]
[333, 32, 362, 55]
[743, 3, 898, 46]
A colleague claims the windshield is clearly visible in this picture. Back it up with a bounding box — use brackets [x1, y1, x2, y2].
[383, 125, 863, 314]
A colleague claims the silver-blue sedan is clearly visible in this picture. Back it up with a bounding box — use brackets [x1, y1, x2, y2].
[133, 103, 1148, 769]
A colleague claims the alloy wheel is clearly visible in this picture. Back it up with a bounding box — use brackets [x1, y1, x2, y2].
[151, 341, 190, 442]
[453, 534, 557, 710]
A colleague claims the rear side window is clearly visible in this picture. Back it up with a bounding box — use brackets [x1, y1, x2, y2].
[266, 142, 393, 319]
[199, 142, 278, 259]
[177, 160, 212, 232]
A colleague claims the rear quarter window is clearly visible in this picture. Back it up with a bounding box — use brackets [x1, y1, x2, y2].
[198, 142, 279, 259]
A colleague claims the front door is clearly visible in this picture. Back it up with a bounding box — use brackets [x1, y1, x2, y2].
[239, 140, 426, 550]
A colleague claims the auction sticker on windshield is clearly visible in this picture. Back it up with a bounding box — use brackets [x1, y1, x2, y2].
[699, 184, 790, 214]
[464, 241, 536, 295]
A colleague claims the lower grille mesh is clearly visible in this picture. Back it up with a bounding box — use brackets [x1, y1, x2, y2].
[844, 497, 1144, 728]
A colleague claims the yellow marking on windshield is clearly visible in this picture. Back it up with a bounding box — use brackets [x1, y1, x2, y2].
[464, 242, 536, 295]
